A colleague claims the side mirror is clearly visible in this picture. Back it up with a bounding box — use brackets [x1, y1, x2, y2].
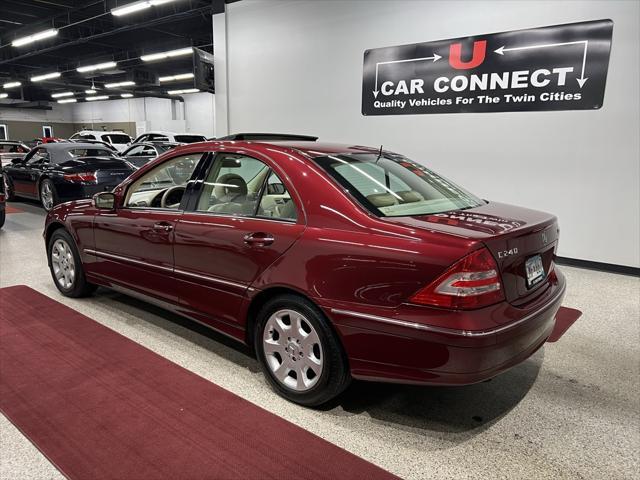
[93, 192, 116, 210]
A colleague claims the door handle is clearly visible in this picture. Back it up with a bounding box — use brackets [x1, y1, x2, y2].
[153, 222, 174, 232]
[244, 232, 275, 247]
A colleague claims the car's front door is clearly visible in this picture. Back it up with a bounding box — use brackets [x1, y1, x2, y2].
[10, 147, 49, 197]
[90, 152, 206, 303]
[173, 152, 305, 331]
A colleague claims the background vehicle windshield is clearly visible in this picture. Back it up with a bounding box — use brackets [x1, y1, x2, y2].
[101, 134, 131, 144]
[67, 148, 115, 158]
[174, 135, 206, 143]
[314, 153, 484, 217]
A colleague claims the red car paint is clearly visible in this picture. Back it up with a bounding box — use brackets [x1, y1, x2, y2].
[44, 141, 566, 385]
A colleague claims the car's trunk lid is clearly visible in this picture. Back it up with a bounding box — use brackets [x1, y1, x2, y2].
[382, 201, 559, 306]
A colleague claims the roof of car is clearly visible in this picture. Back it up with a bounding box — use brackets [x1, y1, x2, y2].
[40, 142, 115, 151]
[76, 130, 131, 136]
[129, 141, 181, 147]
[215, 140, 379, 158]
[137, 131, 205, 136]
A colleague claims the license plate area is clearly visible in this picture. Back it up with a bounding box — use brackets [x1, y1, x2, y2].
[525, 254, 545, 288]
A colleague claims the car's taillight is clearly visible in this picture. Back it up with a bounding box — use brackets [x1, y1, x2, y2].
[410, 247, 505, 309]
[0, 193, 5, 202]
[63, 172, 97, 183]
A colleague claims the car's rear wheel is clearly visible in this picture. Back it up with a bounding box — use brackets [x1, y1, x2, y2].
[48, 229, 97, 298]
[40, 179, 58, 211]
[254, 294, 351, 407]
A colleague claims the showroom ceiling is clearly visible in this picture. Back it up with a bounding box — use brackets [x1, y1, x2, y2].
[0, 0, 237, 107]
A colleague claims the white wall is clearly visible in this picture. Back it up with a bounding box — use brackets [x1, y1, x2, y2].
[0, 103, 74, 122]
[183, 92, 215, 138]
[69, 94, 214, 136]
[219, 0, 640, 268]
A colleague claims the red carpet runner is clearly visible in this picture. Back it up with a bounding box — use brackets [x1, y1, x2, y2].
[547, 306, 583, 342]
[0, 286, 397, 480]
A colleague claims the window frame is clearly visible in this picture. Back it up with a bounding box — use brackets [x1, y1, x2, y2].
[121, 151, 210, 212]
[187, 151, 301, 224]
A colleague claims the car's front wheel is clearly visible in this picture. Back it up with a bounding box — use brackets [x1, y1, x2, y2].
[40, 179, 58, 211]
[47, 229, 97, 298]
[254, 294, 351, 407]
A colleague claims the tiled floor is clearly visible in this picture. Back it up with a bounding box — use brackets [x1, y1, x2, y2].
[1, 201, 638, 479]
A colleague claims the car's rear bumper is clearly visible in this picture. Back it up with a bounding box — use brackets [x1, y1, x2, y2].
[323, 269, 566, 385]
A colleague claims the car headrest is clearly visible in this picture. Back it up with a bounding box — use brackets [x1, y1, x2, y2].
[396, 190, 424, 203]
[366, 193, 398, 207]
[214, 173, 248, 200]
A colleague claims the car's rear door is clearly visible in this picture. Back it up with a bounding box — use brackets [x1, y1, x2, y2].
[90, 151, 207, 303]
[173, 150, 305, 332]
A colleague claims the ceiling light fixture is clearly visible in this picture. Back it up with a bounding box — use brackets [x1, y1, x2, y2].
[121, 93, 133, 98]
[111, 0, 180, 17]
[86, 95, 109, 101]
[159, 72, 194, 82]
[141, 47, 193, 62]
[0, 93, 8, 99]
[167, 88, 199, 95]
[12, 28, 58, 47]
[57, 98, 77, 104]
[51, 91, 74, 98]
[104, 81, 135, 88]
[31, 72, 61, 82]
[77, 61, 117, 73]
[3, 81, 21, 89]
[85, 89, 97, 94]
[111, 1, 152, 16]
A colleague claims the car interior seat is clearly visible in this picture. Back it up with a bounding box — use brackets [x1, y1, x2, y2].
[208, 173, 251, 214]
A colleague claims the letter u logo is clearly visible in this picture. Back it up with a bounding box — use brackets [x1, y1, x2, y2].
[449, 40, 487, 70]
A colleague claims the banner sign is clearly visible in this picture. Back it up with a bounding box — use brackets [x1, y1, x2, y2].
[361, 20, 613, 115]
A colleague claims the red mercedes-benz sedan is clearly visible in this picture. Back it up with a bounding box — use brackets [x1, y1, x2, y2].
[44, 140, 566, 406]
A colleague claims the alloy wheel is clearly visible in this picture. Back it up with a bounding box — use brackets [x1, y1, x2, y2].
[262, 309, 324, 392]
[40, 181, 54, 210]
[51, 239, 76, 289]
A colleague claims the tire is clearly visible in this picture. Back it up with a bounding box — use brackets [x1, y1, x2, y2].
[39, 179, 58, 211]
[0, 209, 4, 229]
[47, 229, 97, 298]
[254, 294, 351, 407]
[3, 174, 15, 201]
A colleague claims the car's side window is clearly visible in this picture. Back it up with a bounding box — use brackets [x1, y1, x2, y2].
[196, 153, 270, 215]
[124, 153, 202, 209]
[149, 134, 169, 142]
[142, 146, 157, 156]
[258, 171, 297, 221]
[125, 145, 144, 156]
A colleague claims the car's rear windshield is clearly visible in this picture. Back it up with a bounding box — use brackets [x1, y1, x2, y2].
[313, 153, 484, 217]
[101, 134, 131, 144]
[67, 148, 115, 158]
[174, 135, 206, 143]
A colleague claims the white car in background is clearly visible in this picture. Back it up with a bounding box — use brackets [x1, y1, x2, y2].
[132, 131, 207, 144]
[69, 130, 132, 152]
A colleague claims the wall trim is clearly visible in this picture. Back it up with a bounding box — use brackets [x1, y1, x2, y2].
[556, 257, 640, 277]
